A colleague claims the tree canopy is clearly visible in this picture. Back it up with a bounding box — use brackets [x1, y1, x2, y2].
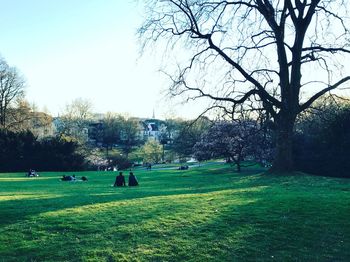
[140, 0, 350, 172]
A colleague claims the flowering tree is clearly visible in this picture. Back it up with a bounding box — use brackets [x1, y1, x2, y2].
[193, 120, 272, 171]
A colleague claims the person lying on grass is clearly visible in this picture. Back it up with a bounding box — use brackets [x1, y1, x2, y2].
[61, 175, 76, 181]
[60, 175, 88, 182]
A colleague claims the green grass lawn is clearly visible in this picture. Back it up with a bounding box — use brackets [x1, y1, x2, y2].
[0, 164, 349, 262]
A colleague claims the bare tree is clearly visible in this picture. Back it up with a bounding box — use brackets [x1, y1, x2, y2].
[0, 57, 25, 129]
[6, 100, 44, 132]
[140, 0, 350, 172]
[119, 116, 143, 158]
[100, 112, 124, 157]
[58, 98, 93, 143]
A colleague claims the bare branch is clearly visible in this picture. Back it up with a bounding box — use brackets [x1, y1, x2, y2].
[302, 46, 350, 54]
[300, 76, 350, 112]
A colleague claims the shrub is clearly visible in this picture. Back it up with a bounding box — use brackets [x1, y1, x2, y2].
[294, 102, 350, 178]
[0, 129, 86, 172]
[108, 155, 133, 170]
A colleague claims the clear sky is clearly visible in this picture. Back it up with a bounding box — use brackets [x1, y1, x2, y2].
[2, 1, 349, 120]
[0, 0, 196, 119]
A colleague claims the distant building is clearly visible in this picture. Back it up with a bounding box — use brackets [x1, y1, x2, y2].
[51, 113, 175, 147]
[138, 118, 166, 141]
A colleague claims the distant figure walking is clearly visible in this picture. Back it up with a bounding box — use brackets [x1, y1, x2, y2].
[114, 172, 126, 187]
[128, 172, 139, 186]
[146, 163, 152, 170]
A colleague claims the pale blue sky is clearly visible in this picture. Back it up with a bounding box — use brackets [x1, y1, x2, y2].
[2, 1, 350, 120]
[0, 0, 188, 118]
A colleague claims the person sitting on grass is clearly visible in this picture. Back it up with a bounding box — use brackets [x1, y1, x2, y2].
[114, 172, 126, 187]
[26, 169, 39, 177]
[26, 169, 32, 177]
[128, 172, 139, 186]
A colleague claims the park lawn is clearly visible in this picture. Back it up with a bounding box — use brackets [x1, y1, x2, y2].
[0, 164, 349, 262]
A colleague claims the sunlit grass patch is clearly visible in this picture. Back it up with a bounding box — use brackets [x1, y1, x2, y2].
[0, 164, 349, 261]
[0, 193, 61, 201]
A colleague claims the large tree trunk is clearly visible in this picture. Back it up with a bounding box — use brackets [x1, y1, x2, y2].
[270, 113, 296, 173]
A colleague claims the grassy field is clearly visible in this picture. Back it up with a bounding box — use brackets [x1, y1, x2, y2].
[0, 164, 349, 262]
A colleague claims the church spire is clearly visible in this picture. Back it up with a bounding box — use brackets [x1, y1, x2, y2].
[152, 108, 155, 119]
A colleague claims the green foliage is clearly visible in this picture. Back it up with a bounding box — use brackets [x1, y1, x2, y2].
[139, 139, 163, 163]
[0, 165, 349, 261]
[0, 130, 86, 172]
[99, 113, 124, 155]
[172, 117, 211, 158]
[295, 98, 350, 177]
[36, 137, 86, 171]
[119, 117, 143, 157]
[91, 114, 143, 158]
[108, 155, 133, 170]
[128, 149, 144, 164]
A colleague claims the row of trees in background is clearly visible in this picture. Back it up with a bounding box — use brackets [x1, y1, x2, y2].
[1, 92, 350, 177]
[1, 93, 350, 177]
[1, 55, 350, 177]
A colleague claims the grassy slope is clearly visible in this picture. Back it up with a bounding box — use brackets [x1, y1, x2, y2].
[0, 164, 349, 262]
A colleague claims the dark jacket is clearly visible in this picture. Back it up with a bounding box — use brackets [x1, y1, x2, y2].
[128, 174, 138, 186]
[114, 175, 126, 187]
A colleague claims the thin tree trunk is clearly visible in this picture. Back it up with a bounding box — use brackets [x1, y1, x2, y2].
[236, 162, 241, 172]
[233, 154, 242, 173]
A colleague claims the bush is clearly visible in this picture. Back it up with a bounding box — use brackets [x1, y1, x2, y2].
[294, 103, 350, 178]
[0, 129, 86, 172]
[108, 155, 133, 170]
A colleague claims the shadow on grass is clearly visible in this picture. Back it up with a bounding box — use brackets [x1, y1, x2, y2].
[1, 165, 349, 261]
[0, 167, 266, 228]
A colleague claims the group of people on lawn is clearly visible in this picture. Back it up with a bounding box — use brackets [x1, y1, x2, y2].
[114, 172, 138, 187]
[59, 171, 139, 187]
[28, 168, 139, 187]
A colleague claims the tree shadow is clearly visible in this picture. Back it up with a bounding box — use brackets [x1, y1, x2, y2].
[0, 169, 266, 228]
